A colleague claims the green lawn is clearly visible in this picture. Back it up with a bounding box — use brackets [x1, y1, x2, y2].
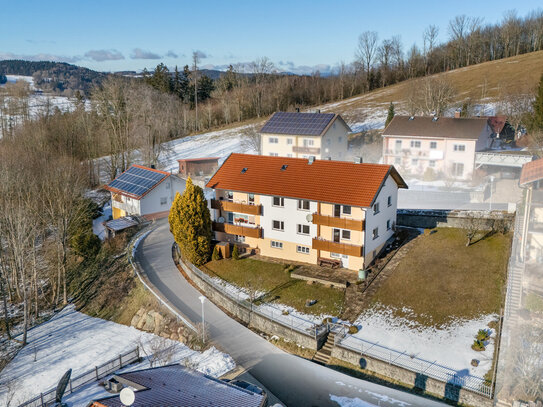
[202, 258, 345, 317]
[371, 228, 511, 327]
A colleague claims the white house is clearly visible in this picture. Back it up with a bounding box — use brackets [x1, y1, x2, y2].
[260, 111, 351, 160]
[104, 165, 185, 220]
[206, 153, 408, 271]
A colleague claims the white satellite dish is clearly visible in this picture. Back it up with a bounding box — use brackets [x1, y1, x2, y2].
[306, 213, 313, 222]
[218, 216, 225, 223]
[120, 387, 135, 406]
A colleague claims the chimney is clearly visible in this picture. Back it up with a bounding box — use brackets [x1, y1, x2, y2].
[354, 156, 363, 164]
[308, 156, 315, 165]
[295, 107, 300, 113]
[454, 110, 461, 119]
[316, 109, 321, 114]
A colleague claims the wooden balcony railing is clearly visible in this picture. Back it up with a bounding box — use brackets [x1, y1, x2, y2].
[212, 222, 263, 238]
[210, 199, 262, 215]
[312, 213, 364, 231]
[312, 238, 363, 257]
[292, 146, 321, 155]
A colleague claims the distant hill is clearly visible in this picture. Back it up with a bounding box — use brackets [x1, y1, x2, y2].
[0, 60, 109, 96]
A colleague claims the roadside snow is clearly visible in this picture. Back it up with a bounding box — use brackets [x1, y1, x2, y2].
[330, 395, 378, 407]
[92, 202, 111, 240]
[0, 305, 235, 406]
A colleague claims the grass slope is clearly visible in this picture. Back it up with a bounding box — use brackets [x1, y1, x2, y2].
[371, 228, 511, 327]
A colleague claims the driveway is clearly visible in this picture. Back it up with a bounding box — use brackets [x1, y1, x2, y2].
[135, 219, 448, 407]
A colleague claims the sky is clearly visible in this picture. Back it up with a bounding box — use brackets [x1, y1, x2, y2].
[0, 0, 541, 75]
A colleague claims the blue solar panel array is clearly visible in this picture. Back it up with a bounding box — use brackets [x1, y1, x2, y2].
[108, 166, 167, 197]
[260, 112, 335, 136]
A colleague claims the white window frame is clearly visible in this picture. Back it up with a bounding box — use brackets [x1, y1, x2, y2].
[271, 241, 283, 249]
[269, 137, 278, 144]
[429, 160, 436, 168]
[454, 144, 466, 152]
[387, 219, 391, 230]
[430, 141, 437, 149]
[297, 224, 310, 235]
[303, 138, 315, 147]
[296, 245, 310, 254]
[410, 140, 421, 148]
[272, 196, 284, 207]
[269, 152, 279, 157]
[342, 205, 351, 215]
[272, 220, 285, 231]
[341, 230, 351, 240]
[373, 202, 380, 215]
[297, 199, 310, 211]
[387, 196, 392, 207]
[372, 227, 379, 240]
[287, 138, 293, 145]
[160, 197, 167, 205]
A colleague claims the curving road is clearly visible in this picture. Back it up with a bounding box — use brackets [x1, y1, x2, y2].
[135, 219, 447, 407]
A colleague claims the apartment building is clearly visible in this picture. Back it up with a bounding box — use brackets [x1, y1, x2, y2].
[520, 157, 543, 264]
[382, 115, 496, 180]
[206, 153, 407, 271]
[260, 111, 351, 160]
[104, 164, 185, 220]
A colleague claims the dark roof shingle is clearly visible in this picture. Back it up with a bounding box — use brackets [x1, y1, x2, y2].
[383, 116, 488, 140]
[206, 154, 407, 207]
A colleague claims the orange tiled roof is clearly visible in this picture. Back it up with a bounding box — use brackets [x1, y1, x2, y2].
[206, 154, 407, 207]
[520, 157, 543, 186]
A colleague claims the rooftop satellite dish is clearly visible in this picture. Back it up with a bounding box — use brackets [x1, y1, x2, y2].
[306, 214, 313, 222]
[120, 387, 135, 406]
[218, 216, 225, 223]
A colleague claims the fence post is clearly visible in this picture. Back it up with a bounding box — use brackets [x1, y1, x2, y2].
[95, 365, 99, 380]
[119, 353, 122, 367]
[40, 393, 44, 407]
[69, 379, 73, 394]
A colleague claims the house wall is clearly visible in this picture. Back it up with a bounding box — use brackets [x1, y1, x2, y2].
[140, 177, 185, 218]
[364, 175, 398, 266]
[179, 160, 218, 177]
[111, 195, 141, 219]
[443, 139, 477, 180]
[321, 120, 349, 160]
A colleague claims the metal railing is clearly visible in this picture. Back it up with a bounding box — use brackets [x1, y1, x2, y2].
[18, 347, 140, 407]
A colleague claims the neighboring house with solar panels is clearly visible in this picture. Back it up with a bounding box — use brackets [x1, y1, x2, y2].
[104, 165, 185, 220]
[520, 157, 543, 264]
[206, 153, 407, 271]
[90, 364, 266, 407]
[260, 111, 351, 160]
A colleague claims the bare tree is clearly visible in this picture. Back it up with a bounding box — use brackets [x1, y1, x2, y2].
[423, 25, 439, 72]
[192, 51, 201, 130]
[415, 76, 456, 116]
[356, 31, 379, 89]
[240, 126, 261, 154]
[464, 215, 486, 246]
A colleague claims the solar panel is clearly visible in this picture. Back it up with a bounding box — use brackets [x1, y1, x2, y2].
[107, 166, 168, 197]
[260, 112, 335, 136]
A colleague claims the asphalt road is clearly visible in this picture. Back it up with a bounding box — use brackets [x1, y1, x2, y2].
[135, 220, 448, 407]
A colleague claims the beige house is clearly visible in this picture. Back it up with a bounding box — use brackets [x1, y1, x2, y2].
[260, 111, 351, 160]
[382, 116, 496, 180]
[206, 153, 407, 271]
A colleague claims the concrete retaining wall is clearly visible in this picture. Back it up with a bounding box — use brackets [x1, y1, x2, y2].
[177, 256, 320, 350]
[331, 345, 493, 407]
[397, 209, 514, 231]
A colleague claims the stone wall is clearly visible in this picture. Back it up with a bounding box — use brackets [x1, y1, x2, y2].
[397, 209, 514, 231]
[331, 345, 493, 407]
[177, 256, 321, 350]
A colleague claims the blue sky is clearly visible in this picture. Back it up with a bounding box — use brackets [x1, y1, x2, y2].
[1, 0, 541, 74]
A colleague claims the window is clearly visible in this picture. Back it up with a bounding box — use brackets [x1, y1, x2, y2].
[160, 197, 167, 205]
[373, 202, 380, 215]
[330, 252, 340, 258]
[430, 141, 437, 149]
[297, 245, 310, 254]
[411, 159, 418, 165]
[272, 220, 284, 231]
[287, 138, 293, 145]
[287, 153, 293, 157]
[269, 137, 278, 144]
[272, 196, 284, 207]
[303, 138, 314, 147]
[338, 136, 343, 142]
[452, 162, 464, 177]
[410, 140, 421, 148]
[342, 205, 351, 215]
[271, 241, 283, 249]
[235, 235, 245, 243]
[387, 219, 391, 230]
[166, 182, 170, 189]
[394, 157, 401, 165]
[226, 191, 233, 201]
[341, 230, 351, 240]
[454, 144, 466, 152]
[298, 200, 310, 210]
[372, 227, 379, 240]
[395, 140, 402, 150]
[429, 160, 436, 168]
[297, 224, 310, 235]
[227, 212, 234, 223]
[248, 193, 255, 204]
[269, 152, 279, 157]
[387, 196, 392, 207]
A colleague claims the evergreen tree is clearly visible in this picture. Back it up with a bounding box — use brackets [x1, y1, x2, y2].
[531, 72, 543, 132]
[385, 102, 395, 127]
[169, 178, 212, 266]
[232, 244, 239, 260]
[211, 245, 221, 261]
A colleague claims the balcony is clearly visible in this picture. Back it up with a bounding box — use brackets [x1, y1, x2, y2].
[212, 222, 263, 238]
[292, 146, 321, 155]
[211, 199, 262, 215]
[312, 238, 363, 257]
[312, 213, 364, 231]
[384, 149, 402, 156]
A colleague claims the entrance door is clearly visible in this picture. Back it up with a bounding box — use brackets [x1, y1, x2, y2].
[334, 204, 341, 217]
[333, 228, 340, 243]
[341, 254, 349, 268]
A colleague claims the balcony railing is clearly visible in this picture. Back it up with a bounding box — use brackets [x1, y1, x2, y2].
[312, 213, 364, 231]
[292, 146, 321, 155]
[312, 238, 363, 257]
[211, 199, 262, 215]
[212, 222, 263, 238]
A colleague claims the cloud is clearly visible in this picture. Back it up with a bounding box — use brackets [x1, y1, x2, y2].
[165, 50, 178, 58]
[0, 51, 80, 63]
[277, 61, 331, 75]
[193, 50, 209, 59]
[131, 48, 161, 59]
[84, 49, 124, 62]
[26, 39, 56, 45]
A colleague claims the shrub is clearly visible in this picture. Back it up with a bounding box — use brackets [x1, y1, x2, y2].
[348, 325, 359, 334]
[471, 339, 485, 351]
[232, 245, 240, 260]
[282, 309, 289, 316]
[322, 317, 333, 325]
[211, 246, 221, 261]
[476, 329, 489, 341]
[423, 167, 437, 182]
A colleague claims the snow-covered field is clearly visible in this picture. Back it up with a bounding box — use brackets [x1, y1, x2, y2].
[0, 305, 235, 406]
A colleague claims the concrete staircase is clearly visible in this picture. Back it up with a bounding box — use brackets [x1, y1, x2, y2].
[312, 332, 335, 365]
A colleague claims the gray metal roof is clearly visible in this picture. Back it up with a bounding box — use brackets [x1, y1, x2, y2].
[104, 217, 139, 232]
[260, 111, 337, 136]
[383, 116, 488, 140]
[92, 365, 265, 407]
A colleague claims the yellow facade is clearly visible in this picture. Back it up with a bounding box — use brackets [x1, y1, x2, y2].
[112, 207, 125, 219]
